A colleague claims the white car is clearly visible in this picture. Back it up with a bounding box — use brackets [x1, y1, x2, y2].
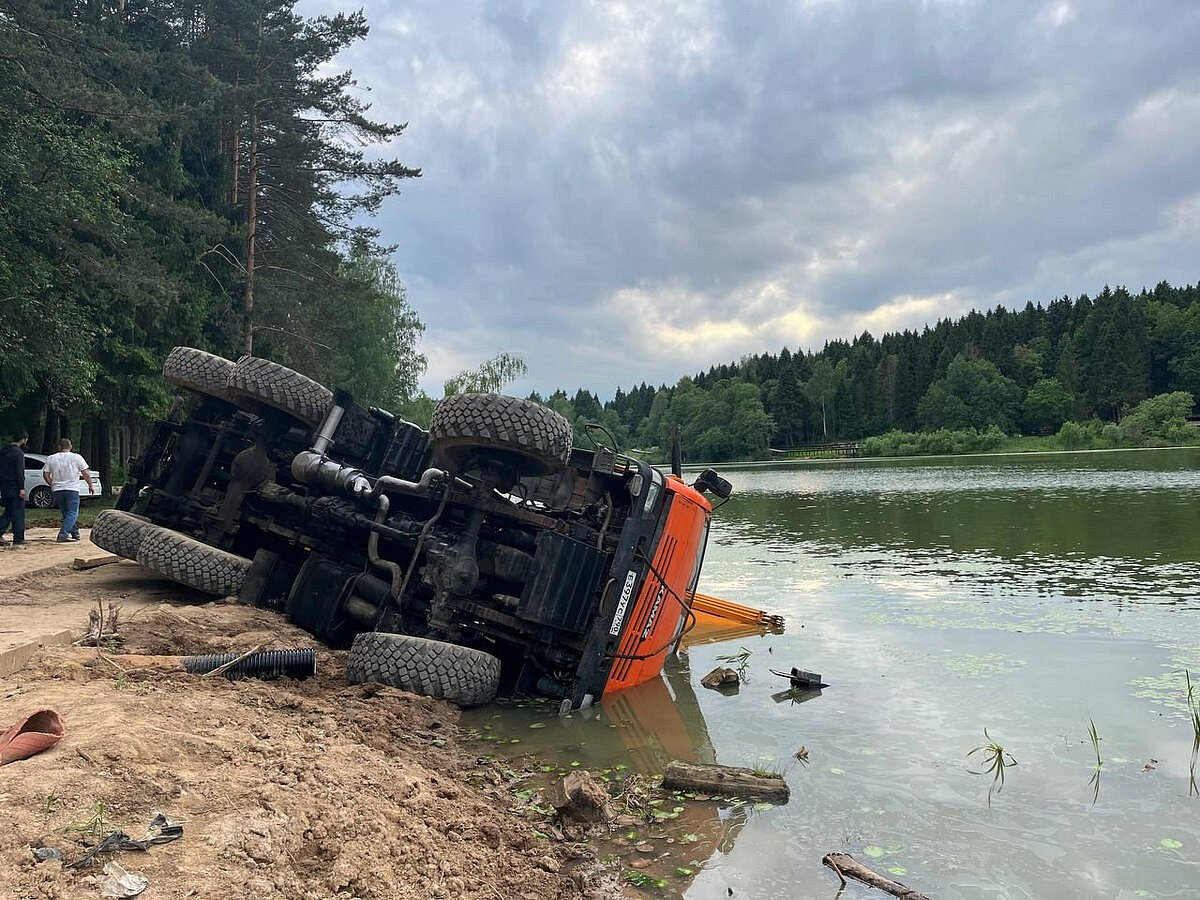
[24, 453, 105, 510]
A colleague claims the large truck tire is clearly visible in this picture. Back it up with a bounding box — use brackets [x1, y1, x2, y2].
[429, 393, 572, 477]
[163, 347, 236, 401]
[345, 632, 501, 707]
[90, 510, 152, 560]
[226, 355, 332, 427]
[136, 526, 251, 597]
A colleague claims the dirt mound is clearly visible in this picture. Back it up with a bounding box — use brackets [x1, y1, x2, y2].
[2, 603, 613, 899]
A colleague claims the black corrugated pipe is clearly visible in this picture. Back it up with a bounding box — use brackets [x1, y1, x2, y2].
[181, 648, 317, 680]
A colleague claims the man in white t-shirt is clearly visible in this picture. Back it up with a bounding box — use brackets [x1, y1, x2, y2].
[42, 438, 94, 542]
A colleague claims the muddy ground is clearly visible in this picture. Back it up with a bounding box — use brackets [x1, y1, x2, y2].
[0, 563, 620, 900]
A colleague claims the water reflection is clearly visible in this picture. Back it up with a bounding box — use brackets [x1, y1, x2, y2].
[714, 451, 1200, 607]
[463, 653, 767, 897]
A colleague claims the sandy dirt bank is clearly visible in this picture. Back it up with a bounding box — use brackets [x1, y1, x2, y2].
[0, 562, 616, 899]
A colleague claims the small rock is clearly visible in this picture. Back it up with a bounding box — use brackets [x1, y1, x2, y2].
[629, 858, 652, 870]
[700, 667, 740, 690]
[536, 856, 560, 873]
[635, 842, 655, 854]
[546, 771, 612, 823]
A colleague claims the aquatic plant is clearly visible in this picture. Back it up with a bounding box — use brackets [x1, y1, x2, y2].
[1187, 670, 1200, 797]
[967, 729, 1017, 806]
[1086, 717, 1103, 805]
[1087, 718, 1103, 768]
[714, 646, 753, 681]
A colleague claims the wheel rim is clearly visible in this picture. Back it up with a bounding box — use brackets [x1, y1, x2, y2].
[30, 487, 52, 509]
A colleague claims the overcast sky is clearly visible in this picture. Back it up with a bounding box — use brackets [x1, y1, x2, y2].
[302, 0, 1200, 398]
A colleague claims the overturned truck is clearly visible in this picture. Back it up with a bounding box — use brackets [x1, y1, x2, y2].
[93, 348, 732, 710]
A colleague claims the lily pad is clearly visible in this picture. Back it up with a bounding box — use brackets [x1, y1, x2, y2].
[864, 846, 885, 858]
[887, 865, 908, 876]
[830, 767, 846, 775]
[1160, 838, 1183, 849]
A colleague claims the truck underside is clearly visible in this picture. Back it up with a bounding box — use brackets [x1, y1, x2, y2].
[94, 348, 731, 709]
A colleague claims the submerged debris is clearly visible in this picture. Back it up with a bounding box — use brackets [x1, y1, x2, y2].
[769, 667, 826, 689]
[822, 851, 930, 900]
[700, 667, 741, 690]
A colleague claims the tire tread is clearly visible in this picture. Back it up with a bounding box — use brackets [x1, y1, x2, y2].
[136, 527, 251, 596]
[345, 632, 500, 707]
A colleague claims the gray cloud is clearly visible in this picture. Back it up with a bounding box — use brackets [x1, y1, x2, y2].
[303, 0, 1200, 395]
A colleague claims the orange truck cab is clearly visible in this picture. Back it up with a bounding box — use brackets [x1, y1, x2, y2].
[568, 468, 727, 712]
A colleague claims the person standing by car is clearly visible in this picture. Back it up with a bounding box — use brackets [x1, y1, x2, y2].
[0, 431, 28, 547]
[42, 438, 94, 542]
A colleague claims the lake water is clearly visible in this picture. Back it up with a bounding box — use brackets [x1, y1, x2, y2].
[465, 449, 1200, 899]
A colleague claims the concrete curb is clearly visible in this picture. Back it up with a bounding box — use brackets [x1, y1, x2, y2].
[0, 629, 79, 679]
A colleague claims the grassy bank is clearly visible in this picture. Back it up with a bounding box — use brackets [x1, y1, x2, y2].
[24, 494, 116, 529]
[856, 393, 1200, 459]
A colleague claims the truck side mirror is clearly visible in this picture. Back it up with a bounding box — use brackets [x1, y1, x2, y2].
[692, 468, 732, 499]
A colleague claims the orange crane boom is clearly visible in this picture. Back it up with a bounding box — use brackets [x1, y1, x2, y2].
[686, 591, 785, 632]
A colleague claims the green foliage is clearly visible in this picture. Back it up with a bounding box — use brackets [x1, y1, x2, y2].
[1023, 378, 1075, 433]
[918, 354, 1022, 432]
[0, 0, 421, 474]
[1117, 391, 1195, 446]
[1050, 393, 1197, 451]
[1055, 420, 1094, 451]
[861, 427, 1006, 457]
[444, 353, 528, 396]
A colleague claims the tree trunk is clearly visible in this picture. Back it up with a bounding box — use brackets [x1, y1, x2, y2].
[97, 418, 112, 495]
[80, 419, 93, 462]
[59, 414, 71, 446]
[662, 760, 790, 803]
[243, 110, 258, 355]
[39, 400, 56, 453]
[230, 126, 239, 206]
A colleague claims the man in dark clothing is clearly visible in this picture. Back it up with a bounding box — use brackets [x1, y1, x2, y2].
[0, 431, 28, 547]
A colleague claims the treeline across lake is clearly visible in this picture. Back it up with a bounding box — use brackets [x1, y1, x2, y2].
[0, 0, 423, 486]
[543, 282, 1200, 462]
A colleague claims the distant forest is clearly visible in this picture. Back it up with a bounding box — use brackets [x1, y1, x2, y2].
[540, 282, 1200, 462]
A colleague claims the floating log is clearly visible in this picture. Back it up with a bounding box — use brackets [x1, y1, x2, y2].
[663, 760, 790, 803]
[821, 852, 930, 900]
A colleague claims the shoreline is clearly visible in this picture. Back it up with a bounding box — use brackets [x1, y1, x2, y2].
[685, 443, 1200, 470]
